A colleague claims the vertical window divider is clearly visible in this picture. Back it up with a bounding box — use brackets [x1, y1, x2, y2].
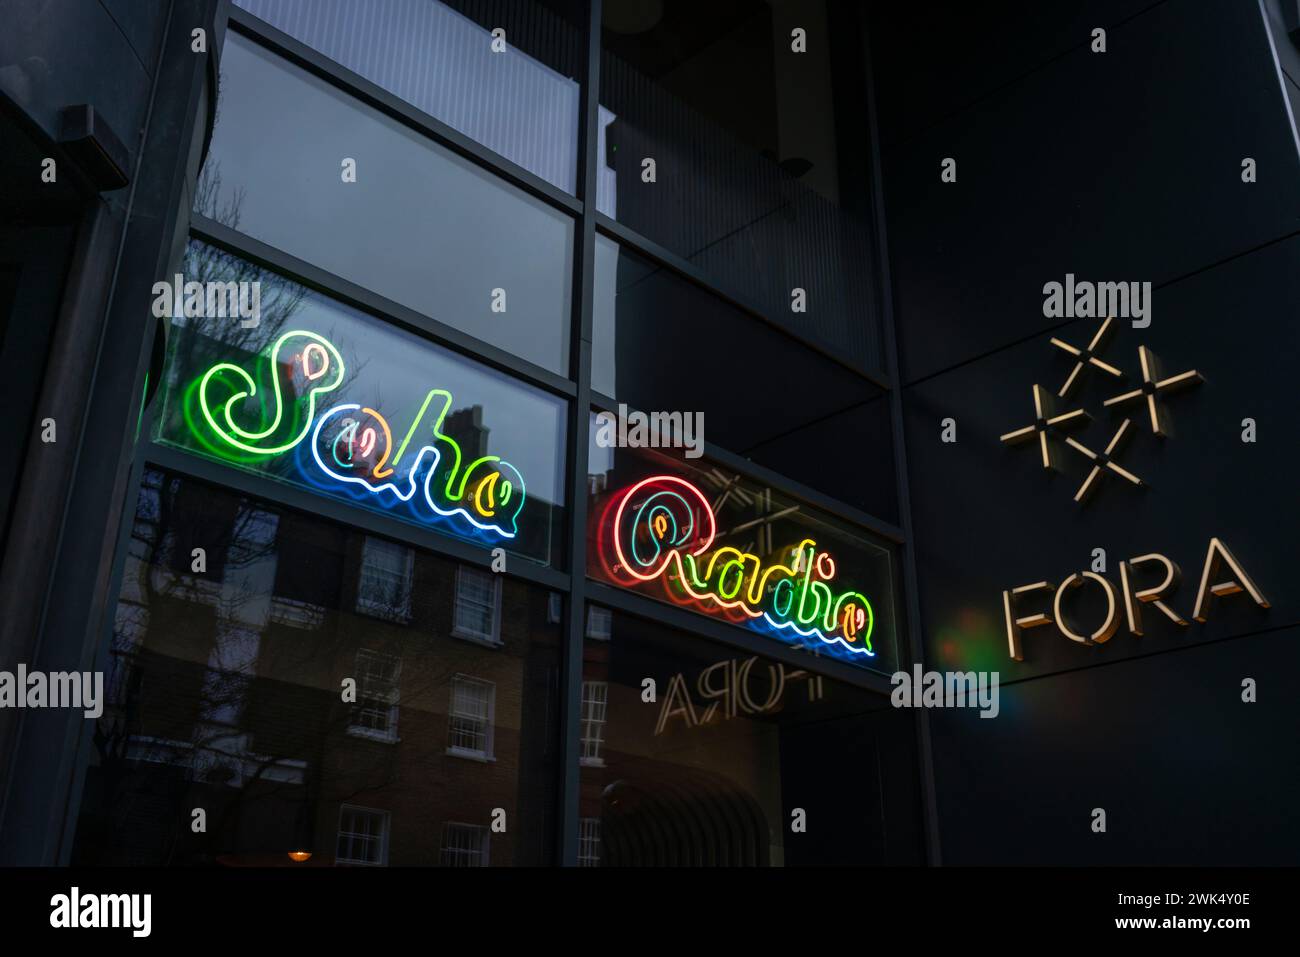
[859, 8, 942, 866]
[558, 0, 602, 868]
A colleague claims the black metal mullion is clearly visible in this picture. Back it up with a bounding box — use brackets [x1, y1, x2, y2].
[557, 0, 602, 868]
[190, 215, 578, 399]
[860, 11, 943, 867]
[144, 442, 571, 592]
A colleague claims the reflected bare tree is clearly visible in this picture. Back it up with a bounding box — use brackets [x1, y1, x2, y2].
[84, 163, 399, 863]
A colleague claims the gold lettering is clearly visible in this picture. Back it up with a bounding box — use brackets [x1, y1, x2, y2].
[1119, 553, 1188, 635]
[1192, 537, 1270, 622]
[1003, 581, 1056, 660]
[1053, 572, 1120, 645]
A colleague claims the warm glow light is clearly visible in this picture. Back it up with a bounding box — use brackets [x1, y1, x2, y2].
[288, 851, 312, 862]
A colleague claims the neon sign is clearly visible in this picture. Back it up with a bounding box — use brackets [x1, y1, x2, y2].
[187, 330, 527, 540]
[601, 476, 876, 662]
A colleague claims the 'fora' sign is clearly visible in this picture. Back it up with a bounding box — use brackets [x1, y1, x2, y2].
[1001, 538, 1269, 661]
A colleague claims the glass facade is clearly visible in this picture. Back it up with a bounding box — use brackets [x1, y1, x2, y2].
[59, 0, 915, 866]
[155, 240, 567, 566]
[577, 608, 915, 865]
[586, 432, 900, 674]
[598, 0, 881, 369]
[592, 234, 897, 519]
[71, 469, 561, 865]
[234, 0, 585, 193]
[202, 32, 575, 374]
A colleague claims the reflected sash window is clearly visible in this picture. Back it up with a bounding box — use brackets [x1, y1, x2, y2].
[447, 674, 494, 759]
[579, 681, 607, 766]
[336, 806, 390, 866]
[584, 605, 612, 641]
[348, 649, 401, 742]
[578, 817, 601, 867]
[452, 566, 501, 645]
[440, 822, 489, 867]
[356, 537, 414, 623]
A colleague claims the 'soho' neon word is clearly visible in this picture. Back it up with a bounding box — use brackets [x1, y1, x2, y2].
[607, 476, 875, 657]
[190, 330, 526, 538]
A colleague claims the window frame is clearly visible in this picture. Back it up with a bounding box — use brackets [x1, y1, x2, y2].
[440, 821, 491, 868]
[346, 648, 403, 744]
[446, 673, 497, 762]
[451, 564, 504, 647]
[578, 679, 607, 767]
[335, 804, 391, 867]
[584, 604, 612, 640]
[578, 816, 601, 867]
[355, 535, 415, 623]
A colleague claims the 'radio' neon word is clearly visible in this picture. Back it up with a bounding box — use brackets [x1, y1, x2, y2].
[607, 476, 875, 658]
[190, 330, 526, 539]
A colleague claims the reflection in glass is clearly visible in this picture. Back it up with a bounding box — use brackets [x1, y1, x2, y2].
[591, 236, 898, 521]
[69, 470, 561, 866]
[587, 427, 900, 675]
[577, 609, 916, 865]
[235, 0, 584, 193]
[356, 537, 414, 623]
[154, 241, 566, 567]
[201, 33, 574, 374]
[598, 0, 881, 370]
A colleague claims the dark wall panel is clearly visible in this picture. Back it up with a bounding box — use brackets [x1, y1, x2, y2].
[0, 0, 154, 168]
[871, 0, 1156, 152]
[904, 232, 1300, 682]
[878, 0, 1300, 864]
[928, 624, 1300, 865]
[880, 0, 1300, 384]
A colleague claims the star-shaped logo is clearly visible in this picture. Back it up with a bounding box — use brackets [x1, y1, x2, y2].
[1000, 317, 1203, 503]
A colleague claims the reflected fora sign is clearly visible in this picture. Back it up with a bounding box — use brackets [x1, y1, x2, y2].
[655, 655, 823, 735]
[1002, 537, 1270, 661]
[601, 476, 877, 664]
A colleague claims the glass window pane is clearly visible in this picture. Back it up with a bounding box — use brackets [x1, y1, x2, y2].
[592, 236, 897, 521]
[576, 609, 923, 865]
[200, 33, 574, 374]
[586, 430, 901, 675]
[234, 0, 584, 194]
[154, 241, 566, 567]
[598, 0, 882, 371]
[358, 537, 414, 621]
[70, 469, 561, 865]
